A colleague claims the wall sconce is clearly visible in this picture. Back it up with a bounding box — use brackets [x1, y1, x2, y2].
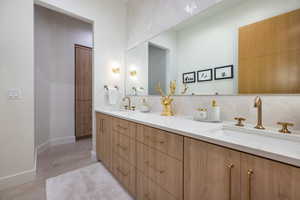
[112, 68, 120, 74]
[130, 70, 137, 77]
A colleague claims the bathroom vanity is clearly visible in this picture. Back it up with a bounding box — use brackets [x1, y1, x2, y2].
[96, 109, 300, 200]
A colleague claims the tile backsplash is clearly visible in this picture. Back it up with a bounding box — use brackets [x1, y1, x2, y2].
[131, 95, 300, 131]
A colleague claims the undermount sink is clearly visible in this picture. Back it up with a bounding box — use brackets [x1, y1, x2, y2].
[221, 124, 300, 143]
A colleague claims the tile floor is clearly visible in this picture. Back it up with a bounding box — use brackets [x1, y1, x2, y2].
[0, 138, 96, 200]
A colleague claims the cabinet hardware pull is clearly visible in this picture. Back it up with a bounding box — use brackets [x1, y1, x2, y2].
[144, 161, 165, 174]
[247, 169, 254, 200]
[144, 193, 151, 200]
[145, 135, 165, 144]
[227, 164, 234, 200]
[117, 144, 128, 151]
[116, 167, 129, 177]
[101, 119, 104, 132]
[117, 125, 128, 130]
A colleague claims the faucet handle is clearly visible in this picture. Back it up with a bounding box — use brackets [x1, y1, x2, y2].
[131, 105, 136, 111]
[277, 122, 294, 134]
[234, 117, 246, 127]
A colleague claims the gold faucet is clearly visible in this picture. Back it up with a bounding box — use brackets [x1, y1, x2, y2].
[155, 81, 176, 116]
[122, 96, 132, 110]
[254, 96, 265, 129]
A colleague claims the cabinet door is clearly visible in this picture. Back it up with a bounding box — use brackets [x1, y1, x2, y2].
[102, 116, 112, 170]
[113, 153, 136, 197]
[96, 113, 104, 161]
[96, 114, 112, 170]
[184, 138, 241, 200]
[137, 142, 183, 199]
[137, 171, 177, 200]
[241, 153, 300, 200]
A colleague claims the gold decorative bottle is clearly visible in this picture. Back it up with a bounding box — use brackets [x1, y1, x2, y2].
[155, 81, 176, 116]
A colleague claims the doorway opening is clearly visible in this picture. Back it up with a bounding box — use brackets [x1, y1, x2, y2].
[148, 43, 168, 95]
[34, 4, 94, 155]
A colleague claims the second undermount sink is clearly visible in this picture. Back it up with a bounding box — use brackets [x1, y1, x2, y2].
[221, 124, 300, 143]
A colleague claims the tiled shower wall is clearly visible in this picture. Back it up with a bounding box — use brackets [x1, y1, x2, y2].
[126, 0, 300, 131]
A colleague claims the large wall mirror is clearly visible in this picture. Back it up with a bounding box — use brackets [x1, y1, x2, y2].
[125, 0, 300, 96]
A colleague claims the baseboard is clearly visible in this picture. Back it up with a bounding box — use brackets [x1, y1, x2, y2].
[37, 136, 76, 154]
[37, 141, 50, 155]
[0, 168, 36, 191]
[0, 136, 76, 191]
[91, 150, 97, 161]
[49, 136, 76, 146]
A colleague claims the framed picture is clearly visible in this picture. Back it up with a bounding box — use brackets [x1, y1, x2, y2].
[183, 72, 196, 83]
[197, 69, 213, 82]
[214, 65, 234, 80]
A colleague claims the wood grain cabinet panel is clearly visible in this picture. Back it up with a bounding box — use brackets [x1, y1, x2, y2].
[96, 113, 112, 171]
[238, 8, 300, 94]
[241, 153, 300, 200]
[113, 130, 136, 166]
[184, 138, 241, 200]
[113, 118, 136, 139]
[137, 142, 183, 200]
[137, 171, 177, 200]
[136, 125, 183, 161]
[75, 45, 92, 138]
[112, 153, 136, 197]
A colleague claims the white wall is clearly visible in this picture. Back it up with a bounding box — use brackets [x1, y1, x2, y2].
[126, 0, 224, 48]
[0, 0, 126, 189]
[0, 0, 35, 190]
[34, 5, 93, 149]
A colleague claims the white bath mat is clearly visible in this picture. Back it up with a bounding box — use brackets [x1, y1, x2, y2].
[46, 163, 133, 200]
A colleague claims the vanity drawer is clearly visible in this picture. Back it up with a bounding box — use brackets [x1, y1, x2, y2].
[137, 171, 177, 200]
[113, 118, 136, 139]
[137, 125, 183, 161]
[136, 142, 183, 199]
[112, 153, 136, 197]
[113, 130, 136, 166]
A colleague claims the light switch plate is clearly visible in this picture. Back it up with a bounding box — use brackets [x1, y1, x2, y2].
[8, 89, 22, 100]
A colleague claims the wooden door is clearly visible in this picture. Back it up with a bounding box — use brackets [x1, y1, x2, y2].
[238, 9, 300, 94]
[241, 153, 300, 200]
[184, 138, 241, 200]
[75, 45, 92, 139]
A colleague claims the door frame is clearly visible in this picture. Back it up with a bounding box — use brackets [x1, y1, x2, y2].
[74, 44, 93, 140]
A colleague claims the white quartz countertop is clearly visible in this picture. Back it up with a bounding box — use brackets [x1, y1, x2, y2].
[95, 107, 300, 168]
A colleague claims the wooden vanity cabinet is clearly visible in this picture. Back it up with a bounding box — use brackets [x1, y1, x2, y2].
[184, 138, 300, 200]
[96, 113, 300, 200]
[241, 153, 300, 200]
[96, 113, 112, 171]
[184, 138, 241, 200]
